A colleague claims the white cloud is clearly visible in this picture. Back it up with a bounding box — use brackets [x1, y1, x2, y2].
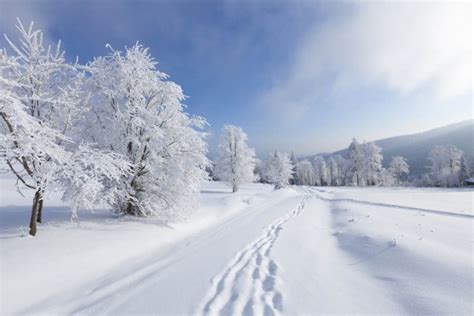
[258, 2, 472, 121]
[0, 0, 55, 48]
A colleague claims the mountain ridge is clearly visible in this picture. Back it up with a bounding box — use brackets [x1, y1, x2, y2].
[307, 119, 474, 177]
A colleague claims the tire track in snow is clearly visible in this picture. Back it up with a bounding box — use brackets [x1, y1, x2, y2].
[308, 188, 473, 219]
[200, 194, 309, 316]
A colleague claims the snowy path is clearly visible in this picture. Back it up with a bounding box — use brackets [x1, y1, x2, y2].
[20, 187, 307, 315]
[271, 193, 406, 314]
[199, 195, 309, 316]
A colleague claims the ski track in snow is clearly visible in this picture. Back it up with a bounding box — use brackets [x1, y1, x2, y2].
[200, 194, 310, 316]
[308, 188, 473, 219]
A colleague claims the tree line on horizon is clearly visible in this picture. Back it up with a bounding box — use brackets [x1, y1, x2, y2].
[212, 126, 472, 191]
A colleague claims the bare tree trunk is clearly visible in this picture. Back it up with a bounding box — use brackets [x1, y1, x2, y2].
[232, 184, 238, 193]
[125, 200, 135, 216]
[29, 190, 41, 236]
[37, 197, 43, 223]
[125, 180, 139, 216]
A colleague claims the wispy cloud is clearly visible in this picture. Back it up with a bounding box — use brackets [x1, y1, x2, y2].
[0, 0, 54, 46]
[257, 2, 472, 122]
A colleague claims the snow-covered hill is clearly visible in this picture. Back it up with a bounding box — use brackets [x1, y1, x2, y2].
[310, 120, 474, 177]
[1, 180, 473, 314]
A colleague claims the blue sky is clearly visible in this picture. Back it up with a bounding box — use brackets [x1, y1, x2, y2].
[1, 0, 471, 157]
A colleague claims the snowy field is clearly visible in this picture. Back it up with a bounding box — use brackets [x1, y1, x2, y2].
[1, 178, 473, 315]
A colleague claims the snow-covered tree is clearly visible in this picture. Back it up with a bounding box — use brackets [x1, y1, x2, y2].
[347, 138, 365, 186]
[263, 151, 293, 189]
[346, 139, 383, 186]
[290, 151, 298, 185]
[253, 157, 262, 183]
[58, 144, 131, 219]
[312, 156, 328, 186]
[389, 156, 409, 185]
[415, 173, 432, 187]
[82, 43, 209, 218]
[0, 20, 127, 235]
[362, 142, 383, 186]
[428, 145, 464, 187]
[379, 168, 395, 186]
[459, 154, 471, 185]
[296, 159, 314, 185]
[0, 20, 77, 234]
[334, 155, 349, 186]
[214, 125, 257, 192]
[327, 156, 339, 186]
[255, 160, 267, 183]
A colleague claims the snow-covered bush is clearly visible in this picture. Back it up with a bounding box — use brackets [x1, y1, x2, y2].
[214, 125, 257, 192]
[82, 43, 209, 218]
